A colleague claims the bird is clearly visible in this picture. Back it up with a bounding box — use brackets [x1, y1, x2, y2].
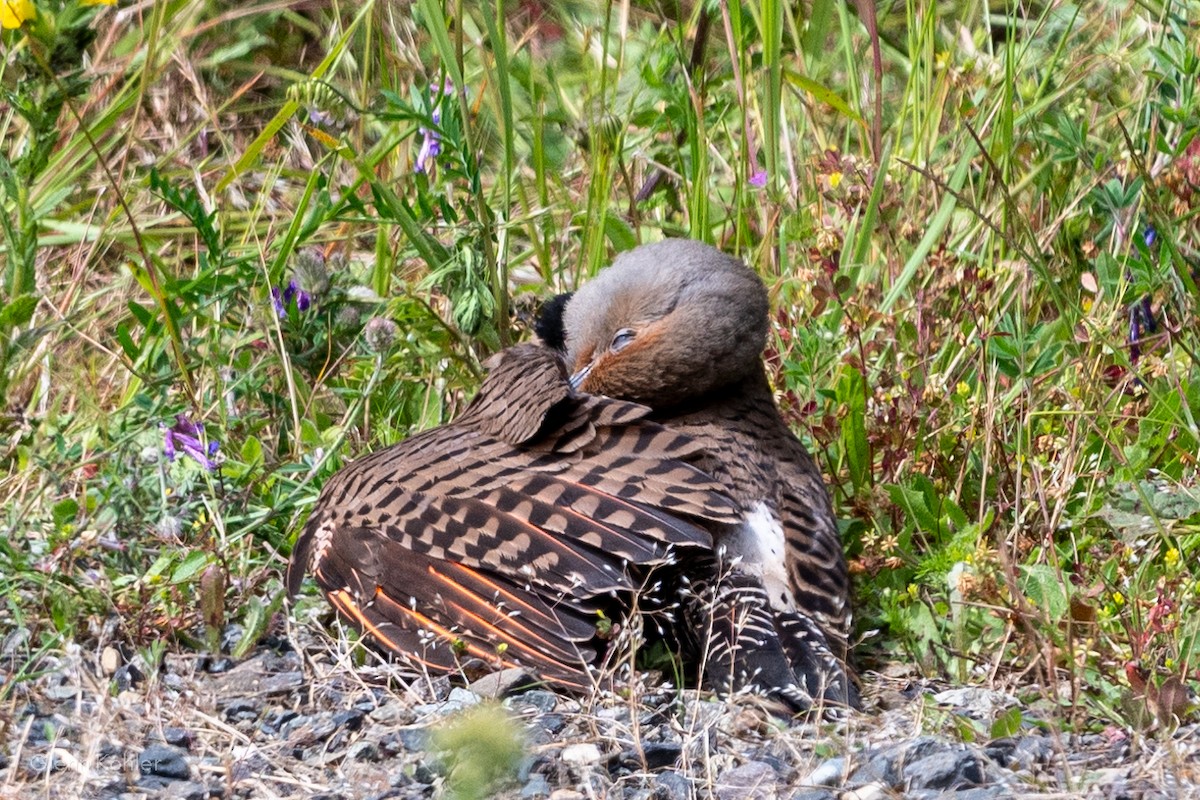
[287, 239, 854, 709]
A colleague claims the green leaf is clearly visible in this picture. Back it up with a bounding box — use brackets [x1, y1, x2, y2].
[1018, 564, 1070, 621]
[51, 498, 78, 528]
[603, 216, 637, 254]
[782, 68, 863, 123]
[887, 483, 940, 535]
[230, 590, 285, 660]
[0, 294, 38, 330]
[240, 436, 263, 468]
[836, 368, 870, 491]
[171, 550, 211, 584]
[990, 706, 1023, 739]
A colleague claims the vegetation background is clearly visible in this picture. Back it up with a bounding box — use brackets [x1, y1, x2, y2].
[1, 0, 1198, 740]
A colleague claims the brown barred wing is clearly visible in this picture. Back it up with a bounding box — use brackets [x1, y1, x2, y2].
[287, 344, 741, 687]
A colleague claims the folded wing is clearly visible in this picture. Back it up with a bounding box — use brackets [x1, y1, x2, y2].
[287, 344, 741, 686]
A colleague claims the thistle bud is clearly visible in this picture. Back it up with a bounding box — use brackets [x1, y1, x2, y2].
[363, 317, 398, 353]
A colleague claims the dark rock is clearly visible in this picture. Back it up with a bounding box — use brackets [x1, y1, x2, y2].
[398, 726, 429, 751]
[223, 698, 259, 723]
[849, 737, 945, 788]
[983, 737, 1016, 767]
[138, 743, 190, 780]
[221, 623, 245, 653]
[113, 662, 145, 692]
[412, 761, 439, 784]
[346, 740, 381, 762]
[1012, 735, 1054, 769]
[518, 690, 559, 713]
[332, 708, 365, 731]
[206, 657, 234, 674]
[537, 713, 567, 735]
[905, 749, 986, 791]
[651, 771, 691, 800]
[162, 727, 193, 748]
[610, 742, 683, 772]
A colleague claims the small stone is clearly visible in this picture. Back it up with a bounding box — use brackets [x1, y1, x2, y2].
[346, 740, 381, 762]
[716, 761, 777, 800]
[612, 742, 682, 772]
[138, 743, 190, 780]
[370, 701, 411, 724]
[1012, 735, 1054, 769]
[841, 782, 888, 800]
[223, 699, 259, 723]
[332, 708, 365, 731]
[522, 773, 551, 798]
[448, 686, 481, 706]
[800, 758, 844, 787]
[789, 791, 837, 800]
[537, 714, 567, 735]
[518, 690, 559, 713]
[932, 688, 1014, 719]
[905, 749, 985, 791]
[652, 771, 691, 800]
[162, 780, 210, 800]
[101, 646, 121, 675]
[561, 742, 602, 766]
[549, 791, 584, 800]
[162, 728, 193, 749]
[206, 657, 235, 674]
[470, 668, 535, 698]
[954, 788, 1011, 800]
[398, 727, 429, 751]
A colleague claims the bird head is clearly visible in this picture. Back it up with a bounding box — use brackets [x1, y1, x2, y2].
[563, 240, 769, 408]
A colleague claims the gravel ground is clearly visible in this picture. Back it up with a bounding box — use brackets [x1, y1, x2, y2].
[3, 629, 1197, 800]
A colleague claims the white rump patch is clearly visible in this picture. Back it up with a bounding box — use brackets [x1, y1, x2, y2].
[728, 502, 795, 613]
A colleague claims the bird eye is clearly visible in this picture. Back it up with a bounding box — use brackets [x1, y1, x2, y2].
[610, 328, 636, 352]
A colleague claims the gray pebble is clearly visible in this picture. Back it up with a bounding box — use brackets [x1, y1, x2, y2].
[138, 743, 190, 780]
[905, 749, 985, 791]
[521, 773, 551, 798]
[716, 760, 777, 800]
[801, 757, 844, 786]
[652, 771, 691, 800]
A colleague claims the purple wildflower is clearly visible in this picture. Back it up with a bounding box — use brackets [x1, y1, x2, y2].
[1144, 225, 1157, 247]
[272, 280, 311, 317]
[163, 414, 220, 471]
[415, 119, 442, 174]
[749, 169, 768, 188]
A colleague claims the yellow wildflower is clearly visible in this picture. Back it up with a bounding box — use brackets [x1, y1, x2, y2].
[81, 0, 117, 5]
[1165, 547, 1180, 567]
[1113, 591, 1125, 607]
[0, 0, 34, 28]
[829, 171, 843, 189]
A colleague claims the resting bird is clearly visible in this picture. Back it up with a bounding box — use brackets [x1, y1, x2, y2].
[288, 239, 853, 709]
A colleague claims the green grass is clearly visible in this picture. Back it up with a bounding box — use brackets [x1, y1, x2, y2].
[1, 0, 1198, 733]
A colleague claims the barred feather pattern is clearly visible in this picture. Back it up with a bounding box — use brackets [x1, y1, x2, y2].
[287, 344, 742, 688]
[663, 369, 854, 709]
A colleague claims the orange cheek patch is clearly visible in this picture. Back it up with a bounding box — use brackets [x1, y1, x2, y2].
[582, 324, 667, 394]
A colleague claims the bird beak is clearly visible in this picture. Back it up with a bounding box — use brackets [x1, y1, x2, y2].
[568, 363, 592, 392]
